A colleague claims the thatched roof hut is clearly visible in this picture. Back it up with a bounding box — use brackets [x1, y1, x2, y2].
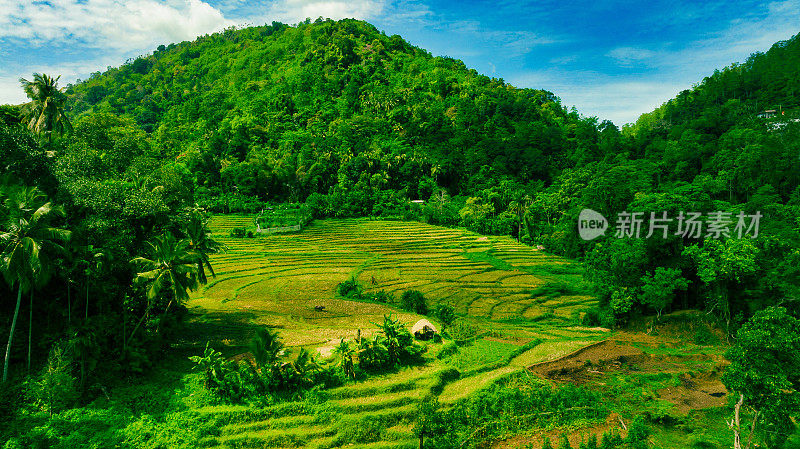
[412, 319, 437, 340]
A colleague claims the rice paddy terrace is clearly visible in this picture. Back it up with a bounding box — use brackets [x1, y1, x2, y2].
[185, 215, 606, 449]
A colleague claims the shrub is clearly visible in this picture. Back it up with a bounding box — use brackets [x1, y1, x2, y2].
[436, 341, 459, 360]
[434, 304, 456, 329]
[448, 319, 478, 343]
[401, 290, 428, 315]
[579, 435, 598, 449]
[693, 324, 718, 345]
[369, 290, 395, 303]
[26, 343, 79, 416]
[229, 227, 246, 238]
[189, 343, 245, 402]
[337, 278, 363, 299]
[529, 281, 578, 300]
[582, 309, 601, 326]
[626, 415, 651, 448]
[599, 308, 616, 329]
[600, 430, 624, 448]
[335, 413, 399, 445]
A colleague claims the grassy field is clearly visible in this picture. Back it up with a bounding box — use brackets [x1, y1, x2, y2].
[176, 216, 734, 449]
[189, 216, 597, 348]
[181, 215, 606, 448]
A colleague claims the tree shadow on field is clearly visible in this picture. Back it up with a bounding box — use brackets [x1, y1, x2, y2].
[175, 309, 274, 354]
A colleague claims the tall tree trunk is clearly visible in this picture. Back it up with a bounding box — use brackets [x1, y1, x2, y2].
[3, 285, 23, 382]
[67, 281, 71, 325]
[128, 302, 152, 343]
[85, 274, 89, 320]
[729, 393, 744, 449]
[27, 290, 33, 372]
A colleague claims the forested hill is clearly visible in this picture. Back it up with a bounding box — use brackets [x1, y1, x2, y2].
[64, 19, 601, 208]
[528, 31, 800, 328]
[44, 19, 800, 328]
[628, 32, 800, 138]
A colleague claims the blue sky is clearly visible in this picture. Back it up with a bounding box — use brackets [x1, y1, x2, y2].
[1, 0, 799, 124]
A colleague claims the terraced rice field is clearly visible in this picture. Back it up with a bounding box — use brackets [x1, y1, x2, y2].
[185, 215, 605, 448]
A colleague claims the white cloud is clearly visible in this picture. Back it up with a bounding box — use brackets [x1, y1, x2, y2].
[435, 19, 558, 58]
[510, 69, 685, 125]
[0, 0, 234, 104]
[0, 78, 27, 105]
[1, 55, 127, 105]
[607, 47, 657, 66]
[0, 0, 233, 51]
[252, 0, 387, 24]
[521, 1, 800, 125]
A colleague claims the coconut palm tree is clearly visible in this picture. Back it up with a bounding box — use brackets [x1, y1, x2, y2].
[184, 208, 225, 285]
[0, 184, 70, 382]
[19, 73, 72, 148]
[332, 338, 355, 379]
[129, 233, 198, 340]
[81, 245, 110, 320]
[249, 327, 284, 369]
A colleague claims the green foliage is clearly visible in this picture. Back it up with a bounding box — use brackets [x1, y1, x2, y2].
[582, 308, 601, 326]
[2, 17, 800, 449]
[530, 281, 581, 301]
[254, 204, 312, 228]
[693, 324, 719, 345]
[436, 341, 459, 360]
[427, 375, 606, 448]
[20, 73, 73, 146]
[413, 395, 442, 446]
[626, 415, 651, 449]
[25, 343, 78, 416]
[639, 267, 689, 318]
[248, 327, 283, 369]
[580, 435, 598, 449]
[229, 227, 246, 238]
[189, 343, 244, 402]
[722, 306, 800, 447]
[336, 278, 363, 299]
[400, 290, 428, 315]
[447, 318, 479, 343]
[445, 338, 519, 371]
[368, 289, 395, 303]
[430, 368, 461, 395]
[434, 303, 456, 328]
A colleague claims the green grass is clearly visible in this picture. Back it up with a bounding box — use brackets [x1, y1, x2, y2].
[172, 216, 605, 447]
[445, 338, 521, 371]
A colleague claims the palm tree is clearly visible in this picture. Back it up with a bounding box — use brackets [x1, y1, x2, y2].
[249, 327, 283, 369]
[0, 185, 70, 382]
[81, 245, 110, 320]
[129, 233, 198, 340]
[19, 73, 72, 148]
[509, 195, 532, 242]
[332, 338, 355, 379]
[184, 208, 225, 285]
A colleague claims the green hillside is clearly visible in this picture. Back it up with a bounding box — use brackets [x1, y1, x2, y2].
[1, 16, 799, 449]
[64, 19, 594, 207]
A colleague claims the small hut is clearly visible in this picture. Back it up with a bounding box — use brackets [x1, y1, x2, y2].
[411, 319, 437, 340]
